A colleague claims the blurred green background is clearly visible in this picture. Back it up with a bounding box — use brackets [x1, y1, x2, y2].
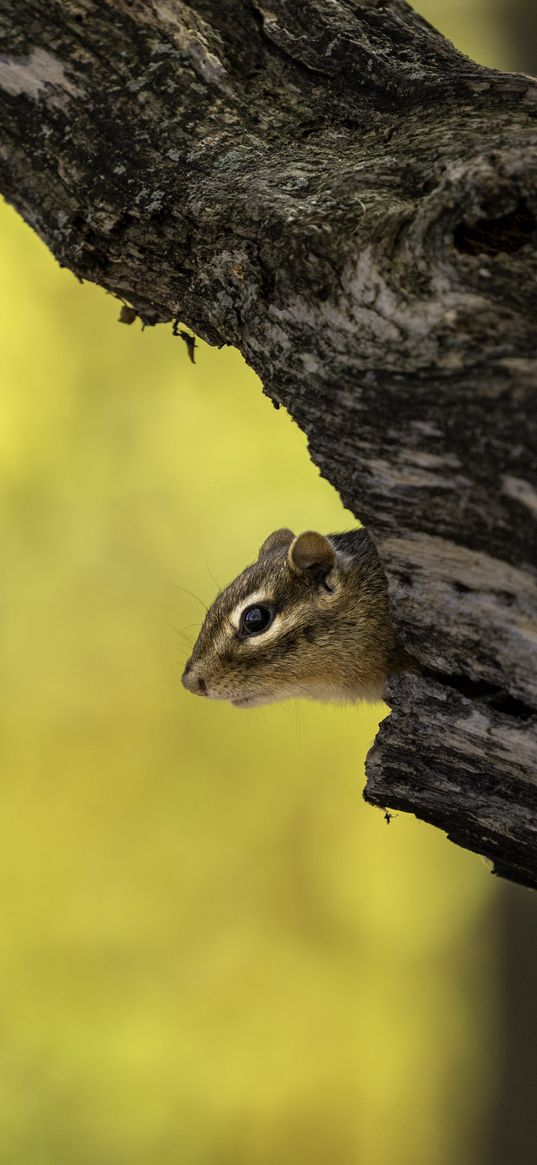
[0, 4, 532, 1164]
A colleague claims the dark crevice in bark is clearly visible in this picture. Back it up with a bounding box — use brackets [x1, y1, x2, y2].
[453, 198, 537, 255]
[420, 668, 536, 721]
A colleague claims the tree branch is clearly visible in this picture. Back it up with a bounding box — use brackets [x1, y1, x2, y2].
[1, 0, 536, 886]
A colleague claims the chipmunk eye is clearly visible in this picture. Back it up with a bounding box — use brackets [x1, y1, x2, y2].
[240, 604, 273, 636]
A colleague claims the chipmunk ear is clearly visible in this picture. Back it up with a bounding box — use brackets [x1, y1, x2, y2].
[259, 528, 295, 557]
[288, 531, 336, 578]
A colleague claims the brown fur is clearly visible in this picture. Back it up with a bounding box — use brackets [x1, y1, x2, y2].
[182, 528, 399, 708]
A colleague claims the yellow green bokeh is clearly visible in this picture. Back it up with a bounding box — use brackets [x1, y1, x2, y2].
[0, 5, 513, 1162]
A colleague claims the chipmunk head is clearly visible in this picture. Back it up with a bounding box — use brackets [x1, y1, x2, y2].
[181, 528, 393, 708]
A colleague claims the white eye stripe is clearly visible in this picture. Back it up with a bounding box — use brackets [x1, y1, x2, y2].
[228, 591, 286, 646]
[229, 591, 272, 631]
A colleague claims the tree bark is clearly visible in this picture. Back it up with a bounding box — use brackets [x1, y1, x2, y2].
[1, 1, 536, 887]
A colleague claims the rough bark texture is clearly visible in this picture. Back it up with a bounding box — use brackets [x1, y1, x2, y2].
[1, 1, 536, 886]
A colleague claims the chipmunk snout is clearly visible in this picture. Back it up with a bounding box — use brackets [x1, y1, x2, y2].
[182, 659, 207, 696]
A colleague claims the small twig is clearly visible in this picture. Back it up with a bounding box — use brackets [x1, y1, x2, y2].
[173, 319, 197, 363]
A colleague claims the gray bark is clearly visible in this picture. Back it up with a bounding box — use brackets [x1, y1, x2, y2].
[1, 1, 536, 886]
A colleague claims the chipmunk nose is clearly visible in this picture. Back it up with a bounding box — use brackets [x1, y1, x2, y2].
[181, 659, 207, 696]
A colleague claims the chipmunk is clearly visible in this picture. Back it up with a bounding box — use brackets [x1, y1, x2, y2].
[181, 527, 405, 708]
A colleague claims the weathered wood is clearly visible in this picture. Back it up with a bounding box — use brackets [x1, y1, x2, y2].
[1, 1, 536, 885]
